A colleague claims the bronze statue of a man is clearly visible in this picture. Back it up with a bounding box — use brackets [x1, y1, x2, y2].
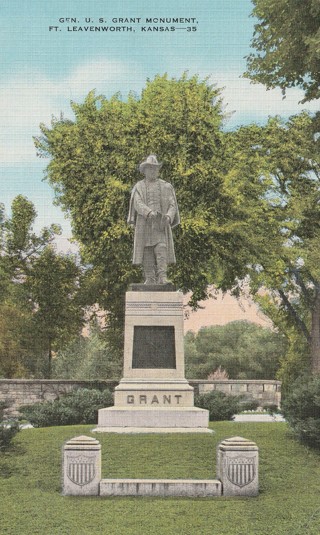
[127, 154, 180, 284]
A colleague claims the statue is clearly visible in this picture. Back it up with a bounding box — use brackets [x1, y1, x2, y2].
[128, 154, 180, 284]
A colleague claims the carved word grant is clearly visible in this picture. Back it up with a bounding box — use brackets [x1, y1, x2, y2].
[127, 394, 183, 405]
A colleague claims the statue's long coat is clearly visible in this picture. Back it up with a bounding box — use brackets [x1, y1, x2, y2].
[127, 178, 180, 265]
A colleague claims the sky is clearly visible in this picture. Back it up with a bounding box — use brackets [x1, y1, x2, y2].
[1, 0, 319, 251]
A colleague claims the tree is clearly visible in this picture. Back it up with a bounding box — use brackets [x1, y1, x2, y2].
[185, 321, 286, 380]
[34, 74, 273, 340]
[1, 195, 60, 279]
[52, 319, 122, 380]
[233, 112, 320, 375]
[0, 196, 85, 378]
[26, 246, 84, 378]
[245, 0, 320, 102]
[0, 196, 61, 377]
[0, 303, 30, 378]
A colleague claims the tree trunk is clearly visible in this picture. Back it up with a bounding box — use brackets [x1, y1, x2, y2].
[48, 340, 52, 379]
[311, 290, 320, 374]
[278, 289, 311, 343]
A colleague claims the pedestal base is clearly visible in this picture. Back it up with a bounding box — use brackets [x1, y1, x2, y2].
[92, 289, 211, 434]
[114, 379, 195, 407]
[94, 406, 210, 433]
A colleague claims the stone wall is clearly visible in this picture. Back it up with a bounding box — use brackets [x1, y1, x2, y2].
[189, 379, 281, 408]
[0, 380, 118, 417]
[0, 378, 281, 417]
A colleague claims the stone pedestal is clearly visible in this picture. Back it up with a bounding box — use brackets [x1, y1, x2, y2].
[62, 435, 101, 495]
[94, 287, 209, 432]
[217, 436, 259, 496]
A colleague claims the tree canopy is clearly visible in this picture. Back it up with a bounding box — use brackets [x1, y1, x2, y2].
[35, 74, 272, 330]
[26, 246, 84, 377]
[245, 0, 320, 102]
[233, 112, 320, 377]
[0, 196, 84, 378]
[185, 321, 286, 380]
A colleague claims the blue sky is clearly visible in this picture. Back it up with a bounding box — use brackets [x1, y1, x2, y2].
[1, 0, 318, 251]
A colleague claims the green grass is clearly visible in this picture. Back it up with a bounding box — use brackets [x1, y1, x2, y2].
[1, 422, 320, 535]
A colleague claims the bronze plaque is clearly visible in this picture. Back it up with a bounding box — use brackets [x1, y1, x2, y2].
[132, 326, 176, 368]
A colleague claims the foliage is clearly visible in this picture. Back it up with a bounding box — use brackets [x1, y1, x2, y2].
[52, 319, 122, 380]
[273, 328, 309, 395]
[0, 402, 20, 452]
[20, 388, 113, 427]
[0, 196, 61, 377]
[194, 390, 241, 421]
[34, 74, 275, 340]
[245, 0, 320, 101]
[236, 112, 320, 374]
[281, 374, 320, 449]
[0, 195, 60, 286]
[26, 246, 84, 377]
[240, 399, 261, 411]
[185, 321, 286, 379]
[264, 403, 280, 415]
[0, 421, 20, 452]
[0, 196, 86, 378]
[0, 303, 31, 378]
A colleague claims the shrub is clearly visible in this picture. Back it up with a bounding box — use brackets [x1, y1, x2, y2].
[239, 399, 260, 411]
[20, 388, 113, 427]
[194, 390, 241, 421]
[281, 375, 320, 449]
[262, 402, 279, 415]
[0, 401, 20, 451]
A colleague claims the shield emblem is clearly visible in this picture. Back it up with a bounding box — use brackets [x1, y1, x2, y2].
[227, 457, 256, 488]
[67, 456, 96, 486]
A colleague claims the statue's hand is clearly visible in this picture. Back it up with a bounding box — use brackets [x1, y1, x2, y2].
[148, 211, 157, 221]
[163, 215, 171, 227]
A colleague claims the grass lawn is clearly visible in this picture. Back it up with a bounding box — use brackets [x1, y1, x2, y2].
[1, 422, 320, 535]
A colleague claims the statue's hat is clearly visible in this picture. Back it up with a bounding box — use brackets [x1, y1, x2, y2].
[139, 154, 162, 174]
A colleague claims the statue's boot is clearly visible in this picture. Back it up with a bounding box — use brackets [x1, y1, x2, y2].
[144, 273, 157, 285]
[143, 247, 157, 284]
[155, 244, 169, 284]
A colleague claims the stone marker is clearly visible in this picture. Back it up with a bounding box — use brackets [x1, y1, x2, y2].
[217, 436, 259, 496]
[62, 435, 101, 496]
